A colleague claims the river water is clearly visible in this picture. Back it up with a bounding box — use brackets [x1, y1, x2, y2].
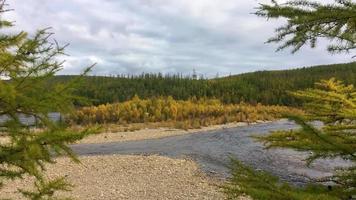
[0, 113, 61, 126]
[71, 119, 351, 186]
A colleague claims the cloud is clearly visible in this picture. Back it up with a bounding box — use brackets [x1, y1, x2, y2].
[5, 0, 354, 77]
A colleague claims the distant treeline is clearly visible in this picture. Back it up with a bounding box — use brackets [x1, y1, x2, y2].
[53, 62, 356, 106]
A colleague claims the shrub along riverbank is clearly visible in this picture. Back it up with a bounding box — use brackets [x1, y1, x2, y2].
[69, 96, 302, 129]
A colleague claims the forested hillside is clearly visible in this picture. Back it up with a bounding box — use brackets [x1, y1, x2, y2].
[54, 62, 356, 106]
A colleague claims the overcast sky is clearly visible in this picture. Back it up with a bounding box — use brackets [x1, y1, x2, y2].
[6, 0, 354, 77]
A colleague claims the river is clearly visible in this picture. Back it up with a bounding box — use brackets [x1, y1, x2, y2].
[71, 119, 351, 186]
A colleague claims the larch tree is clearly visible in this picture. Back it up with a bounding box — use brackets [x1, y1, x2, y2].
[255, 0, 356, 55]
[0, 1, 96, 199]
[224, 0, 356, 200]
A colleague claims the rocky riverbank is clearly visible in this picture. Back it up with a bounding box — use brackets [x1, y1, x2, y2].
[1, 155, 229, 200]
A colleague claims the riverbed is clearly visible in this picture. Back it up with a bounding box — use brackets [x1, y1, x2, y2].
[71, 119, 350, 186]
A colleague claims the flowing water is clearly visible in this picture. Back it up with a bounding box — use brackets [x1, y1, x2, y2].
[71, 119, 351, 185]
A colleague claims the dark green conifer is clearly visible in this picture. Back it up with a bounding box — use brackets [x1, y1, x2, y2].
[0, 1, 96, 199]
[224, 79, 356, 199]
[224, 1, 356, 199]
[255, 0, 356, 55]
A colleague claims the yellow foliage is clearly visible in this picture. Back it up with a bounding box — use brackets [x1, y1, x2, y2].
[70, 96, 302, 125]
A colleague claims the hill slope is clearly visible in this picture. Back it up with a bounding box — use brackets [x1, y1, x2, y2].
[54, 62, 356, 106]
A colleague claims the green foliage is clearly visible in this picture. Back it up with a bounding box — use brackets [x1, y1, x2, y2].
[258, 79, 356, 163]
[256, 0, 356, 55]
[224, 1, 356, 198]
[52, 62, 356, 106]
[223, 160, 344, 200]
[19, 178, 72, 200]
[257, 79, 356, 195]
[224, 79, 356, 199]
[0, 1, 96, 199]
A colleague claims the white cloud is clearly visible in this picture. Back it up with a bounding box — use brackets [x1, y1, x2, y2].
[5, 0, 354, 77]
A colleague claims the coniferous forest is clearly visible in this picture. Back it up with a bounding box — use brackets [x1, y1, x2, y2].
[1, 0, 355, 199]
[52, 62, 356, 107]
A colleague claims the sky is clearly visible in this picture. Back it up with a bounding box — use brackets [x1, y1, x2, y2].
[5, 0, 354, 77]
